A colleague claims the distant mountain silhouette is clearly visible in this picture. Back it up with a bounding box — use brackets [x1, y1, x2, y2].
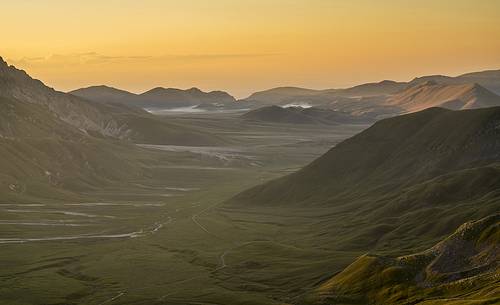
[70, 85, 139, 105]
[386, 82, 500, 112]
[71, 85, 236, 109]
[410, 69, 500, 94]
[239, 69, 500, 118]
[71, 68, 500, 117]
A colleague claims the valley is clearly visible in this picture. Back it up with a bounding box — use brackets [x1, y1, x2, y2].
[0, 57, 498, 305]
[0, 107, 368, 305]
[3, 1, 500, 303]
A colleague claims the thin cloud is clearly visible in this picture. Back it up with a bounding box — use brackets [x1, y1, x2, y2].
[8, 52, 281, 67]
[164, 53, 282, 60]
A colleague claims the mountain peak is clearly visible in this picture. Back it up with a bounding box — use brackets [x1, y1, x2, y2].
[149, 86, 165, 92]
[379, 80, 397, 85]
[187, 87, 202, 93]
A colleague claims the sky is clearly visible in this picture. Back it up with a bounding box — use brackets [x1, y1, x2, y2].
[2, 0, 500, 98]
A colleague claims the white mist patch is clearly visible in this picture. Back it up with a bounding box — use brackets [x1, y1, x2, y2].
[282, 102, 313, 108]
[145, 106, 206, 114]
[146, 106, 251, 115]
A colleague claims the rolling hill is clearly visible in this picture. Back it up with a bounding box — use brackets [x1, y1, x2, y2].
[70, 85, 236, 109]
[69, 85, 139, 106]
[307, 214, 499, 305]
[241, 105, 373, 125]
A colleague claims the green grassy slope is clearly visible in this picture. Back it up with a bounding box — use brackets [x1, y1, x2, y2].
[225, 107, 500, 304]
[0, 95, 163, 202]
[305, 214, 499, 305]
[231, 107, 500, 206]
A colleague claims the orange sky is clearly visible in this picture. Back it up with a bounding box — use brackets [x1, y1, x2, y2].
[2, 0, 500, 98]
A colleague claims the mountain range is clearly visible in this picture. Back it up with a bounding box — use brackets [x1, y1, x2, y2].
[70, 85, 236, 109]
[241, 81, 500, 122]
[243, 69, 500, 105]
[70, 69, 500, 121]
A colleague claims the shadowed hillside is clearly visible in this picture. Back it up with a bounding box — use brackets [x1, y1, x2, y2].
[231, 107, 500, 206]
[242, 105, 374, 125]
[0, 95, 149, 202]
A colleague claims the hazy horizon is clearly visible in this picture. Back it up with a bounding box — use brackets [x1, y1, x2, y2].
[2, 0, 500, 98]
[6, 58, 500, 99]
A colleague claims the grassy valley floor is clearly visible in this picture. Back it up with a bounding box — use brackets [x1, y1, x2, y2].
[0, 113, 368, 305]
